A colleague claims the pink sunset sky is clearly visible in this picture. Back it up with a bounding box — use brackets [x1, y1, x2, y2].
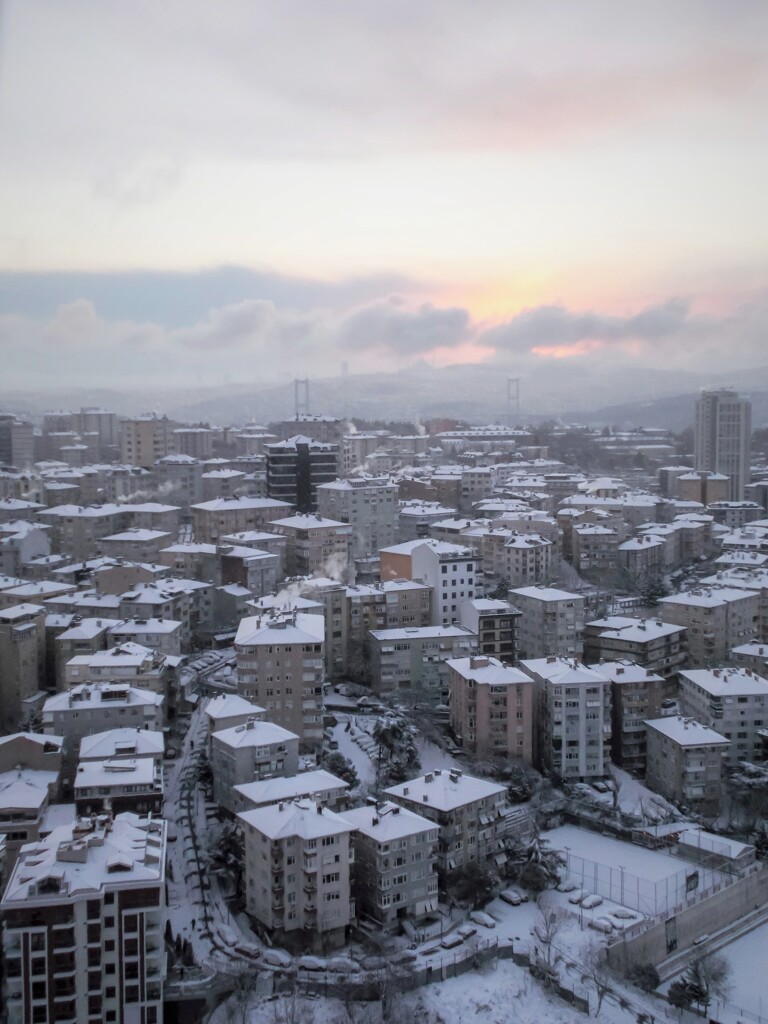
[0, 1, 766, 389]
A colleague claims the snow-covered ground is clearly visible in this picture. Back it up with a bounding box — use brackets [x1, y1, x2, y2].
[546, 824, 727, 917]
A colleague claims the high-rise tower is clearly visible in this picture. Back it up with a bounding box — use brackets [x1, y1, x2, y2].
[694, 388, 751, 501]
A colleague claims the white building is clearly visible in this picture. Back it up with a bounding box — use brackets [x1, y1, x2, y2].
[211, 718, 300, 814]
[521, 657, 612, 781]
[510, 586, 585, 660]
[678, 666, 768, 765]
[342, 801, 439, 929]
[239, 799, 355, 951]
[384, 769, 508, 873]
[695, 388, 751, 501]
[316, 476, 399, 559]
[235, 611, 325, 750]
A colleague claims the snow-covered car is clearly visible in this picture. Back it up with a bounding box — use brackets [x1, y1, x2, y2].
[457, 923, 478, 939]
[440, 933, 464, 949]
[506, 887, 528, 903]
[580, 894, 604, 910]
[262, 948, 293, 968]
[469, 910, 496, 929]
[557, 880, 579, 893]
[499, 889, 522, 906]
[298, 956, 327, 972]
[327, 957, 360, 974]
[568, 890, 586, 904]
[588, 917, 613, 934]
[609, 908, 639, 921]
[592, 781, 609, 793]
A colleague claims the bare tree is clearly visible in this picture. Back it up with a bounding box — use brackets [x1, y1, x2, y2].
[270, 985, 315, 1024]
[532, 904, 565, 975]
[683, 954, 731, 1015]
[227, 967, 260, 1024]
[580, 940, 614, 1017]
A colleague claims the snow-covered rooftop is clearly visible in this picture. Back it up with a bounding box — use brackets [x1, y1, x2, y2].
[384, 769, 506, 811]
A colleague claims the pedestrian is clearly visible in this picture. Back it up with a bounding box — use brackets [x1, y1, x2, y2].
[180, 967, 185, 980]
[191, 919, 196, 930]
[190, 740, 195, 751]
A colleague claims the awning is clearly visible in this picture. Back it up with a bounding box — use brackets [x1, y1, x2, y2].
[494, 853, 508, 865]
[479, 814, 491, 826]
[414, 898, 437, 915]
[447, 858, 457, 870]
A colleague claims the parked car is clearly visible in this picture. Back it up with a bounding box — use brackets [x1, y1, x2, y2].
[592, 781, 609, 793]
[557, 879, 579, 893]
[262, 948, 293, 968]
[580, 894, 604, 910]
[568, 890, 586, 904]
[500, 889, 522, 906]
[298, 956, 327, 972]
[440, 932, 464, 949]
[469, 910, 496, 929]
[609, 908, 639, 921]
[457, 923, 478, 939]
[588, 917, 613, 934]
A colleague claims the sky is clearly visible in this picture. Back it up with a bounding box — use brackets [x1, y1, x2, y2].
[0, 0, 767, 391]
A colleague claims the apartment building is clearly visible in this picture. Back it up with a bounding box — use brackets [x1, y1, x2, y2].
[121, 412, 177, 467]
[485, 531, 554, 588]
[0, 765, 60, 875]
[458, 597, 520, 664]
[211, 718, 300, 814]
[239, 799, 354, 951]
[678, 666, 768, 765]
[235, 611, 325, 751]
[342, 801, 439, 929]
[54, 617, 116, 688]
[107, 617, 182, 657]
[694, 388, 751, 501]
[520, 657, 612, 782]
[448, 655, 536, 763]
[74, 757, 164, 816]
[590, 661, 667, 774]
[191, 495, 293, 544]
[384, 769, 508, 874]
[618, 535, 666, 580]
[64, 642, 177, 699]
[571, 524, 619, 577]
[37, 504, 128, 560]
[0, 603, 47, 733]
[271, 513, 353, 579]
[657, 586, 760, 665]
[78, 728, 165, 764]
[100, 528, 173, 564]
[233, 769, 350, 816]
[368, 624, 477, 701]
[265, 435, 340, 512]
[316, 476, 398, 559]
[154, 453, 204, 505]
[1, 813, 167, 1024]
[583, 615, 687, 678]
[511, 586, 585, 660]
[398, 501, 458, 542]
[645, 717, 729, 814]
[379, 538, 479, 627]
[731, 641, 768, 675]
[43, 683, 164, 791]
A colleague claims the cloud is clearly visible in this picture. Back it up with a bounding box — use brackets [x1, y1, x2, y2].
[1, 291, 767, 392]
[481, 298, 691, 353]
[337, 299, 471, 354]
[0, 266, 423, 326]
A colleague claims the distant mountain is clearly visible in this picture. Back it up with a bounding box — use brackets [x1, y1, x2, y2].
[2, 361, 767, 429]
